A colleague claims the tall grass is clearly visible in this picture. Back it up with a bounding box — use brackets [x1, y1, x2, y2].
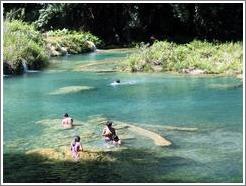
[120, 40, 243, 75]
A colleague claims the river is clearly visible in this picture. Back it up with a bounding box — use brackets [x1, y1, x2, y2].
[3, 49, 243, 183]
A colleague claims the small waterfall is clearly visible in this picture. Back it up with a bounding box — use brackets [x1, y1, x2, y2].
[93, 46, 97, 52]
[91, 42, 97, 52]
[22, 61, 28, 73]
[22, 60, 40, 73]
[87, 41, 97, 52]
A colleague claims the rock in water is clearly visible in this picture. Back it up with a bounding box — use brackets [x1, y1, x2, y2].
[49, 86, 94, 95]
[3, 61, 14, 75]
[182, 68, 205, 75]
[126, 124, 172, 146]
[189, 69, 205, 75]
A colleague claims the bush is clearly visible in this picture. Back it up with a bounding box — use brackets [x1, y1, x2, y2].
[120, 40, 243, 75]
[3, 21, 102, 74]
[3, 20, 48, 74]
[45, 29, 102, 55]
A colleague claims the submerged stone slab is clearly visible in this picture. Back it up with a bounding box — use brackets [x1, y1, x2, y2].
[25, 147, 114, 162]
[87, 115, 172, 147]
[49, 86, 94, 95]
[35, 116, 199, 151]
[208, 83, 243, 89]
[120, 123, 171, 147]
[140, 123, 198, 132]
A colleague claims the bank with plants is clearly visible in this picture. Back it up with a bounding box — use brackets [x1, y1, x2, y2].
[3, 20, 102, 75]
[119, 40, 243, 77]
[3, 20, 243, 77]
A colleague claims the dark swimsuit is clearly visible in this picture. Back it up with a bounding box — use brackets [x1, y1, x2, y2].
[108, 127, 120, 142]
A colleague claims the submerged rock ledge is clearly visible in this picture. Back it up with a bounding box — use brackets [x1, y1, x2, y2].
[36, 117, 172, 147]
[49, 86, 94, 95]
[114, 121, 172, 147]
[25, 147, 113, 162]
[27, 116, 202, 162]
[127, 124, 171, 146]
[36, 116, 199, 149]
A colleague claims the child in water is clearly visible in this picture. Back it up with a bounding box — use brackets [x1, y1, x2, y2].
[70, 136, 83, 161]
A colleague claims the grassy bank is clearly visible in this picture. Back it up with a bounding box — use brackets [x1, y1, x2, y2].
[119, 40, 243, 76]
[3, 20, 102, 75]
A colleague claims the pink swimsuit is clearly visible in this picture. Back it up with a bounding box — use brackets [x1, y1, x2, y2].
[71, 142, 81, 154]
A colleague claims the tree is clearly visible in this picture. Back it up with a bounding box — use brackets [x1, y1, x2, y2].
[3, 3, 243, 43]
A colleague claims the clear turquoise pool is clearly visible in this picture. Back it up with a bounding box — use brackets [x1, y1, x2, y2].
[3, 49, 243, 183]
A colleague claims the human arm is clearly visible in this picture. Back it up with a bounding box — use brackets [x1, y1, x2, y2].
[102, 127, 106, 136]
[80, 144, 83, 152]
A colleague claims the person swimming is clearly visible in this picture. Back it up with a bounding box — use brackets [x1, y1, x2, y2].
[62, 113, 73, 128]
[110, 80, 121, 86]
[70, 135, 83, 161]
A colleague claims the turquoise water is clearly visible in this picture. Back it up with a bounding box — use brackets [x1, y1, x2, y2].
[3, 49, 243, 183]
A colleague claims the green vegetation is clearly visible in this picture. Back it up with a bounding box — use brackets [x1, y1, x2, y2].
[3, 20, 102, 75]
[45, 29, 102, 56]
[3, 2, 243, 76]
[3, 20, 48, 74]
[3, 20, 243, 77]
[119, 40, 243, 75]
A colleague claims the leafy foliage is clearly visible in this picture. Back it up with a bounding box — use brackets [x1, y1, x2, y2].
[3, 3, 243, 44]
[3, 20, 48, 74]
[45, 29, 102, 55]
[46, 29, 101, 45]
[3, 20, 102, 74]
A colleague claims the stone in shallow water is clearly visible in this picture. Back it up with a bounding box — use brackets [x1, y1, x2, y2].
[35, 116, 172, 151]
[140, 123, 198, 132]
[34, 116, 199, 152]
[19, 115, 201, 165]
[114, 121, 171, 147]
[87, 115, 172, 147]
[49, 86, 94, 95]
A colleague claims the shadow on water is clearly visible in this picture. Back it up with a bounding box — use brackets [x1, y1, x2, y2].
[4, 148, 203, 183]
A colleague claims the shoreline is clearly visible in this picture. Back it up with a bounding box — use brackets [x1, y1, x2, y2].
[3, 47, 243, 80]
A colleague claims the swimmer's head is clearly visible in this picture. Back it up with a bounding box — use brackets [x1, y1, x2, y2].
[116, 80, 120, 83]
[64, 113, 69, 117]
[74, 136, 80, 142]
[106, 121, 112, 127]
